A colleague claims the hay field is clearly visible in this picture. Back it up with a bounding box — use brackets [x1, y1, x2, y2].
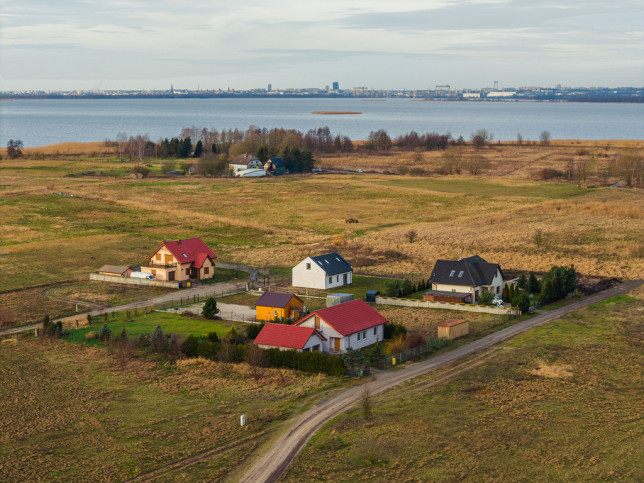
[1, 147, 642, 324]
[0, 337, 336, 481]
[283, 287, 644, 482]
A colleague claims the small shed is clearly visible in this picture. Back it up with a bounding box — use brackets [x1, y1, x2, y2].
[97, 265, 134, 277]
[437, 320, 469, 340]
[365, 290, 380, 303]
[326, 293, 353, 307]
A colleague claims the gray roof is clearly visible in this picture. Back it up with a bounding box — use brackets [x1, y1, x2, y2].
[98, 265, 132, 274]
[256, 292, 301, 308]
[310, 252, 352, 275]
[429, 255, 501, 287]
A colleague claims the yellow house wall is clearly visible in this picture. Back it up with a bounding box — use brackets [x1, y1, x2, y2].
[256, 297, 304, 321]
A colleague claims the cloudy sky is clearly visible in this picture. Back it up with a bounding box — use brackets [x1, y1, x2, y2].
[1, 0, 642, 91]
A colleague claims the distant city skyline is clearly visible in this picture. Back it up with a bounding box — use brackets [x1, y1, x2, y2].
[1, 0, 642, 91]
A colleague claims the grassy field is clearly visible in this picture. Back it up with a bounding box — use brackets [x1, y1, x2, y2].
[1, 144, 641, 327]
[0, 337, 340, 481]
[283, 286, 644, 482]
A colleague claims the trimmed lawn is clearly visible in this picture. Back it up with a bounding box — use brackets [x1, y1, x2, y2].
[67, 311, 235, 342]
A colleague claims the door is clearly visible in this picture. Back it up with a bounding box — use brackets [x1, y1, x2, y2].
[168, 271, 175, 281]
[334, 338, 340, 351]
[343, 273, 347, 284]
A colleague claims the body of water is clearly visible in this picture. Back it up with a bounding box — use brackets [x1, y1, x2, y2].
[1, 98, 642, 147]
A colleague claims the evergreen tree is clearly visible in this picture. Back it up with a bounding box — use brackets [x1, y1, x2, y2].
[193, 140, 203, 158]
[118, 328, 127, 340]
[181, 334, 199, 357]
[99, 323, 112, 342]
[151, 325, 167, 352]
[179, 138, 192, 158]
[518, 273, 528, 290]
[202, 297, 219, 319]
[528, 273, 540, 293]
[257, 145, 269, 162]
[502, 284, 510, 303]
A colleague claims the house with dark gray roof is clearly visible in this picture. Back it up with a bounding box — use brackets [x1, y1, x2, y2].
[427, 255, 504, 303]
[292, 252, 353, 290]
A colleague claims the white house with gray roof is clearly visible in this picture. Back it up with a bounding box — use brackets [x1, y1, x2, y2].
[292, 252, 353, 290]
[428, 255, 504, 303]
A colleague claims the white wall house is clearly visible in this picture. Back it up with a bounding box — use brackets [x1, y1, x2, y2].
[292, 252, 352, 290]
[253, 323, 326, 352]
[295, 299, 387, 354]
[429, 255, 504, 303]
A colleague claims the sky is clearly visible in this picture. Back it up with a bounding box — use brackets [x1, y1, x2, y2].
[0, 0, 642, 91]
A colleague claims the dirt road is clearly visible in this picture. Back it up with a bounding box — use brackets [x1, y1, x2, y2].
[238, 280, 642, 483]
[0, 279, 248, 337]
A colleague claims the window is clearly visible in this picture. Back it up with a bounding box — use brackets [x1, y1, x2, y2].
[357, 332, 361, 341]
[373, 327, 377, 336]
[204, 267, 209, 275]
[458, 271, 464, 278]
[182, 253, 188, 258]
[450, 270, 455, 277]
[306, 263, 311, 270]
[156, 254, 161, 261]
[336, 275, 339, 282]
[362, 330, 367, 339]
[315, 317, 320, 329]
[274, 309, 278, 316]
[328, 277, 332, 284]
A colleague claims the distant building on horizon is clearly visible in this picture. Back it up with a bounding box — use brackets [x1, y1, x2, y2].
[332, 81, 339, 90]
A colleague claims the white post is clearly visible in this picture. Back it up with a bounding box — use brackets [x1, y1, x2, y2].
[240, 414, 246, 427]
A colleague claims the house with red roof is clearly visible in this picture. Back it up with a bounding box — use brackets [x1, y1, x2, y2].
[295, 299, 388, 353]
[140, 237, 216, 282]
[253, 323, 326, 352]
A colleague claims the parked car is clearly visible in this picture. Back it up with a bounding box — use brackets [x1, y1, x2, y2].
[357, 169, 364, 173]
[492, 296, 504, 307]
[130, 271, 155, 280]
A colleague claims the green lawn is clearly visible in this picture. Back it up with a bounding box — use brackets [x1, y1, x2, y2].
[67, 311, 236, 343]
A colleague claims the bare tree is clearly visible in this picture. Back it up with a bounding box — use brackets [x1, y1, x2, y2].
[471, 129, 493, 149]
[115, 132, 128, 161]
[6, 139, 24, 159]
[405, 229, 418, 243]
[218, 337, 233, 375]
[516, 133, 523, 145]
[539, 130, 551, 146]
[361, 385, 372, 419]
[244, 344, 265, 379]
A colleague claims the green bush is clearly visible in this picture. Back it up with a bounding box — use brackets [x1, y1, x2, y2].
[384, 322, 407, 339]
[181, 334, 199, 357]
[477, 290, 494, 306]
[540, 265, 577, 304]
[202, 297, 219, 319]
[246, 323, 265, 340]
[264, 348, 346, 376]
[512, 293, 531, 313]
[196, 340, 220, 360]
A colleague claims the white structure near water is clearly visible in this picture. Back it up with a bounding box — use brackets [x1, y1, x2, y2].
[292, 252, 353, 290]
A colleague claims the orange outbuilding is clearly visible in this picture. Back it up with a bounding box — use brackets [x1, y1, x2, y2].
[256, 292, 304, 322]
[437, 319, 469, 340]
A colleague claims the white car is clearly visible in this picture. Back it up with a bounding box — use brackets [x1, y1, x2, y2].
[492, 296, 504, 307]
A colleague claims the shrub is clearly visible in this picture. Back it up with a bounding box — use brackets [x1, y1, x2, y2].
[202, 297, 219, 319]
[85, 331, 100, 341]
[135, 334, 151, 349]
[197, 340, 220, 360]
[518, 273, 527, 290]
[181, 334, 200, 357]
[406, 333, 426, 349]
[207, 331, 220, 343]
[384, 322, 407, 339]
[384, 280, 402, 297]
[477, 290, 494, 306]
[512, 293, 531, 313]
[246, 323, 265, 340]
[408, 167, 427, 176]
[540, 265, 577, 304]
[540, 168, 564, 180]
[132, 165, 151, 178]
[263, 348, 346, 376]
[387, 335, 407, 355]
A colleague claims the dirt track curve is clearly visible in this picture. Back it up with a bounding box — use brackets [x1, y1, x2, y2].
[238, 280, 642, 483]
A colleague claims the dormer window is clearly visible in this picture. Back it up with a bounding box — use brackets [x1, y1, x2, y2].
[458, 271, 464, 277]
[182, 253, 188, 258]
[306, 263, 311, 270]
[450, 270, 455, 277]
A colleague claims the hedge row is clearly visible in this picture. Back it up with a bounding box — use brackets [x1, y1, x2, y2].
[263, 348, 346, 377]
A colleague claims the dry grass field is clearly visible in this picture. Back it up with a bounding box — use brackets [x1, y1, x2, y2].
[1, 142, 642, 326]
[283, 286, 644, 482]
[0, 337, 337, 481]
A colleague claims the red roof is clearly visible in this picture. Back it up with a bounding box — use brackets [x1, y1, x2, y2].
[253, 323, 326, 349]
[296, 299, 388, 336]
[438, 319, 468, 328]
[152, 237, 216, 268]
